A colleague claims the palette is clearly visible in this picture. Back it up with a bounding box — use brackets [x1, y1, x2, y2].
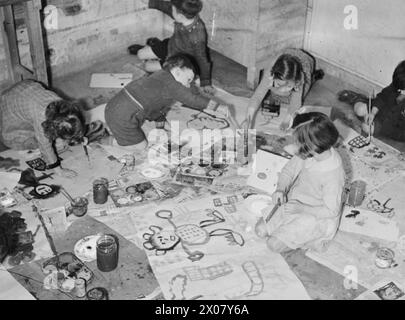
[42, 252, 94, 297]
[109, 182, 161, 208]
[244, 194, 273, 218]
[172, 161, 228, 187]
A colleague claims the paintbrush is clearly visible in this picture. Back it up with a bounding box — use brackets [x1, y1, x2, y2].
[83, 143, 91, 166]
[368, 91, 373, 144]
[32, 204, 59, 266]
[60, 187, 75, 204]
[264, 198, 282, 223]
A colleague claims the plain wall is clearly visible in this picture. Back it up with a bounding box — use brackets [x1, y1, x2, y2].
[0, 0, 164, 87]
[305, 0, 405, 88]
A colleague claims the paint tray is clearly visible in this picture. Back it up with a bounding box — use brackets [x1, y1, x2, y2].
[42, 252, 94, 284]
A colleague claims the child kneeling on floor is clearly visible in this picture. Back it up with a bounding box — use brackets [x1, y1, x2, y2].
[245, 48, 324, 131]
[255, 112, 345, 253]
[105, 53, 228, 153]
[338, 60, 405, 141]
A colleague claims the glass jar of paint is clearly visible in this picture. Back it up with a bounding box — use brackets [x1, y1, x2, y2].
[96, 234, 119, 272]
[347, 180, 366, 207]
[93, 178, 109, 204]
[67, 197, 89, 217]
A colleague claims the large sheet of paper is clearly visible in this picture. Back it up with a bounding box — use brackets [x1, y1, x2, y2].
[130, 195, 310, 300]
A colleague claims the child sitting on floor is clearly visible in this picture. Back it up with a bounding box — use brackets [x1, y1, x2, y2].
[245, 48, 324, 130]
[338, 60, 405, 142]
[255, 112, 345, 253]
[105, 53, 228, 153]
[128, 0, 214, 94]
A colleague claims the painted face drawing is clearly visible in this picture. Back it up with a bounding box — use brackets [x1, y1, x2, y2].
[143, 209, 245, 262]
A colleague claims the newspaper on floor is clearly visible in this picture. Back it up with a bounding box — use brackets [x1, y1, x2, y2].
[356, 279, 405, 300]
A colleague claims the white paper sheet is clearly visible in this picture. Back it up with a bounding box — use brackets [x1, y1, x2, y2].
[89, 73, 133, 88]
[0, 265, 35, 300]
[339, 206, 400, 242]
[130, 195, 310, 300]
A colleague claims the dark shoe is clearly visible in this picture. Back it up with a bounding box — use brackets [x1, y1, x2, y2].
[146, 37, 160, 47]
[314, 69, 324, 81]
[128, 44, 144, 55]
[337, 90, 368, 106]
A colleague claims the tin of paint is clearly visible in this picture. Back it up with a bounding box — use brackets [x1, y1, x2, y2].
[347, 180, 366, 207]
[375, 247, 396, 269]
[96, 234, 119, 272]
[86, 287, 109, 300]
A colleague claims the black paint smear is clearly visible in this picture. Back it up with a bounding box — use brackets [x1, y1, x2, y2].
[0, 156, 20, 169]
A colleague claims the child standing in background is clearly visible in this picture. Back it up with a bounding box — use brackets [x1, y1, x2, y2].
[338, 60, 405, 142]
[245, 48, 324, 130]
[129, 0, 214, 94]
[255, 112, 345, 253]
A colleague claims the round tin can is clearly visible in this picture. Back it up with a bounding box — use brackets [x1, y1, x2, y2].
[375, 247, 396, 269]
[86, 287, 109, 300]
[74, 278, 86, 298]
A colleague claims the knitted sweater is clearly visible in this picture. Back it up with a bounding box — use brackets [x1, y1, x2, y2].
[149, 0, 212, 86]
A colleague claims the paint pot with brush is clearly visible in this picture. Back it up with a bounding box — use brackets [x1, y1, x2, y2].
[65, 197, 89, 217]
[93, 178, 109, 204]
[96, 234, 119, 272]
[347, 180, 367, 207]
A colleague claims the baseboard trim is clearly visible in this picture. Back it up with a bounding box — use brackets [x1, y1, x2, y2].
[315, 55, 384, 94]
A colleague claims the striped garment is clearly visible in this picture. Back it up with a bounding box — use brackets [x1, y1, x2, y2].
[0, 80, 61, 165]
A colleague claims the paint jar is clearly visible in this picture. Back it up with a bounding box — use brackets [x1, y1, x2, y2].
[74, 278, 86, 298]
[347, 180, 367, 207]
[86, 287, 109, 300]
[93, 178, 109, 204]
[96, 234, 119, 272]
[121, 154, 135, 171]
[375, 247, 397, 269]
[66, 197, 89, 217]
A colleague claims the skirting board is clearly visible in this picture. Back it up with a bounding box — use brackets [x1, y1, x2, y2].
[313, 55, 383, 95]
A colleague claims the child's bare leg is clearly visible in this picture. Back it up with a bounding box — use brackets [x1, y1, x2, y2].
[144, 60, 162, 73]
[266, 236, 290, 253]
[353, 101, 368, 117]
[137, 46, 158, 60]
[255, 218, 269, 239]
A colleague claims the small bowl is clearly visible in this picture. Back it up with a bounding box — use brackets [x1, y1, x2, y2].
[67, 197, 89, 217]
